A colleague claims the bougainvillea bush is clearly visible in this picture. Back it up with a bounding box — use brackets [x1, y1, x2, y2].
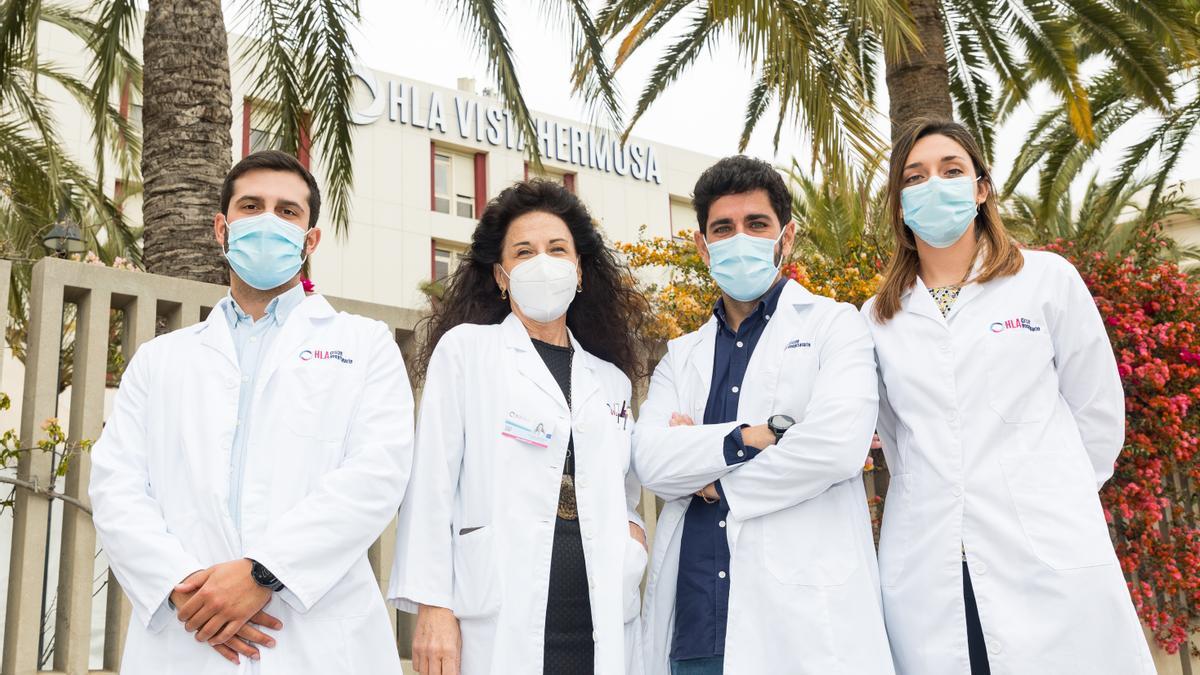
[1048, 228, 1200, 655]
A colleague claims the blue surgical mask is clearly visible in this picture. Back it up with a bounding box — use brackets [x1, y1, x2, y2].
[705, 230, 785, 302]
[900, 176, 980, 248]
[224, 212, 309, 290]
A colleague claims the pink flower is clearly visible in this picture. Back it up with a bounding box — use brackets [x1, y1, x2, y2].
[301, 277, 315, 293]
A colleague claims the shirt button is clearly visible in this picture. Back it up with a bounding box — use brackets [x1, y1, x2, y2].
[718, 571, 727, 579]
[249, 336, 258, 343]
[241, 375, 250, 383]
[736, 341, 744, 348]
[736, 450, 744, 458]
[731, 386, 739, 393]
[765, 314, 771, 320]
[939, 342, 950, 352]
[719, 520, 726, 528]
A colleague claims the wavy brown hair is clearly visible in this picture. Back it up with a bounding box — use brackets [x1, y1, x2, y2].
[872, 118, 1024, 324]
[412, 179, 653, 383]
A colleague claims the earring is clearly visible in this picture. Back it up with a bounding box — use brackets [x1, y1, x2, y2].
[501, 287, 508, 300]
[576, 281, 583, 294]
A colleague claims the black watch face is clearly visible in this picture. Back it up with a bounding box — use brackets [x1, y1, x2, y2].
[769, 414, 795, 431]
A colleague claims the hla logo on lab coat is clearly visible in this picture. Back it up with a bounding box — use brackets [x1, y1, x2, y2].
[989, 317, 1042, 333]
[348, 64, 662, 184]
[300, 349, 354, 364]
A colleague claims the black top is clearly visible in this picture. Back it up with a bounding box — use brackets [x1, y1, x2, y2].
[532, 339, 594, 674]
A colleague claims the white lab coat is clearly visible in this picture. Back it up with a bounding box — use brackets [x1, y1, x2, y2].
[389, 313, 647, 674]
[862, 250, 1153, 675]
[89, 294, 413, 675]
[635, 279, 895, 675]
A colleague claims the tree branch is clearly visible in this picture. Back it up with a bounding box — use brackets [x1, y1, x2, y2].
[0, 475, 91, 515]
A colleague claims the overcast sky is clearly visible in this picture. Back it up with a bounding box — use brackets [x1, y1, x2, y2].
[345, 3, 1198, 196]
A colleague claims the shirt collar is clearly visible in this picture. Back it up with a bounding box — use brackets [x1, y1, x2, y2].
[712, 277, 788, 334]
[222, 283, 306, 329]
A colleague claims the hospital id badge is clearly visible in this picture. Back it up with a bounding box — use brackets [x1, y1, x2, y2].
[501, 412, 552, 448]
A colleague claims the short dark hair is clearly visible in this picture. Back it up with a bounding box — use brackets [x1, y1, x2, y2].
[692, 155, 791, 234]
[220, 150, 321, 228]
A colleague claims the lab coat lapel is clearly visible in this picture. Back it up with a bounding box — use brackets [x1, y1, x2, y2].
[946, 252, 988, 320]
[503, 313, 569, 413]
[568, 331, 601, 414]
[903, 275, 948, 325]
[685, 318, 719, 418]
[742, 280, 814, 415]
[197, 300, 239, 370]
[258, 293, 336, 388]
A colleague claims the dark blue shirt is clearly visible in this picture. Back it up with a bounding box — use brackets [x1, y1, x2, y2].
[671, 278, 786, 661]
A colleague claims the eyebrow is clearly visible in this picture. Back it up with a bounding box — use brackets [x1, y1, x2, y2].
[235, 195, 306, 213]
[708, 214, 772, 227]
[905, 155, 967, 171]
[510, 238, 568, 247]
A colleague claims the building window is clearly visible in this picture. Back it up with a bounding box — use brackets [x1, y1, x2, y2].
[242, 99, 310, 168]
[670, 196, 696, 238]
[432, 241, 467, 281]
[525, 162, 576, 193]
[431, 145, 483, 219]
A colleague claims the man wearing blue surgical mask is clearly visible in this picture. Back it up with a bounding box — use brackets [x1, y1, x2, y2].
[633, 156, 895, 675]
[89, 150, 412, 674]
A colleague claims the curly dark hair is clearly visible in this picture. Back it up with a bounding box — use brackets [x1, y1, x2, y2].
[692, 155, 792, 234]
[413, 179, 653, 383]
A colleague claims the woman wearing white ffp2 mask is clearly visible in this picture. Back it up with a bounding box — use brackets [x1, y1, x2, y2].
[390, 180, 654, 675]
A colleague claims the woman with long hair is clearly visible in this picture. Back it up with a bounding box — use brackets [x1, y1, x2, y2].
[863, 119, 1152, 675]
[390, 179, 653, 675]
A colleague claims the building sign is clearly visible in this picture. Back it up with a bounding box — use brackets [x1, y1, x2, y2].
[350, 65, 662, 184]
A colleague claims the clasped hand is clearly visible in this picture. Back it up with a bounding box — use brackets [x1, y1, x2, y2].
[171, 559, 282, 664]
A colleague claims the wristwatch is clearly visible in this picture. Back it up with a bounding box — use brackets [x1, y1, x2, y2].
[767, 414, 796, 443]
[248, 559, 285, 592]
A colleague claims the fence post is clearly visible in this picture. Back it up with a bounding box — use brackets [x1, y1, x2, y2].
[53, 287, 112, 672]
[2, 260, 66, 675]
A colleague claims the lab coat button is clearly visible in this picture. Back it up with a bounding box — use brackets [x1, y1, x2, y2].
[987, 637, 1001, 655]
[974, 561, 988, 575]
[952, 487, 963, 497]
[939, 342, 950, 353]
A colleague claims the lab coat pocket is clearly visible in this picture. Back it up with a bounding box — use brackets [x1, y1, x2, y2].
[623, 536, 648, 623]
[453, 526, 501, 619]
[985, 332, 1056, 424]
[1001, 453, 1113, 570]
[762, 490, 859, 586]
[877, 473, 913, 588]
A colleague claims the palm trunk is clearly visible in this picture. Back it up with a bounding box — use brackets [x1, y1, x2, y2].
[141, 0, 232, 284]
[884, 0, 954, 142]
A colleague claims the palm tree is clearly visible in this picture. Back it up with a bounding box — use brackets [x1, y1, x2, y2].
[136, 0, 233, 284]
[1003, 172, 1200, 262]
[1004, 65, 1200, 227]
[599, 0, 1200, 163]
[80, 0, 627, 283]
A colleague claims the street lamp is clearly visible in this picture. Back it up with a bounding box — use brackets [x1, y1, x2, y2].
[42, 202, 87, 257]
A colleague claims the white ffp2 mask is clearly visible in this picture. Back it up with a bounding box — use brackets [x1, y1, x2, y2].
[501, 254, 578, 323]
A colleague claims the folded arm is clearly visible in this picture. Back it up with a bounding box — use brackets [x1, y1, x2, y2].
[719, 306, 879, 521]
